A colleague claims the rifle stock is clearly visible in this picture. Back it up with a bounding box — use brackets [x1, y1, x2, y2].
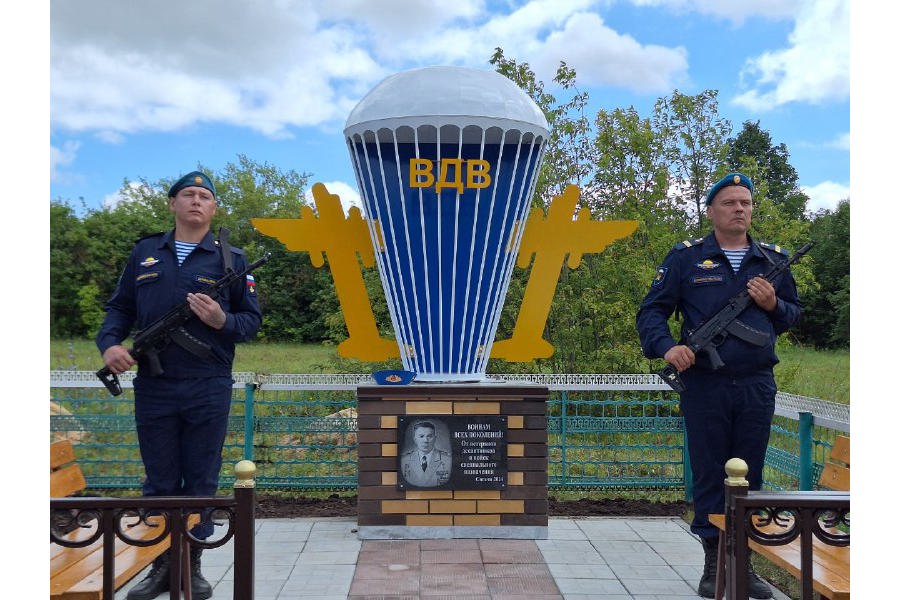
[96, 254, 269, 396]
[656, 241, 814, 392]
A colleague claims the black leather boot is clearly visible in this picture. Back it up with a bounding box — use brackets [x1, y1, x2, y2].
[747, 554, 774, 599]
[697, 536, 718, 598]
[188, 547, 214, 600]
[126, 551, 170, 600]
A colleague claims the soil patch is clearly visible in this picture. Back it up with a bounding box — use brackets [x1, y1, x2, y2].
[255, 494, 688, 519]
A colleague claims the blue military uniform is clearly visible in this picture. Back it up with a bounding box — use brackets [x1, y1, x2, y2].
[636, 232, 801, 539]
[96, 228, 262, 537]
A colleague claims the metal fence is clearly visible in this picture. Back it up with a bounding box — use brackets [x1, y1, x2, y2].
[50, 371, 849, 496]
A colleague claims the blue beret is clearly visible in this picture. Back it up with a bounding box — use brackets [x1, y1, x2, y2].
[168, 170, 217, 199]
[706, 172, 753, 205]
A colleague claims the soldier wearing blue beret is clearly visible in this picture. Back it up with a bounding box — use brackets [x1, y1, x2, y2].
[167, 170, 218, 198]
[636, 172, 802, 598]
[96, 169, 261, 600]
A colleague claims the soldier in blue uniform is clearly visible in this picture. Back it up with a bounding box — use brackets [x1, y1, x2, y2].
[96, 170, 262, 600]
[636, 173, 802, 599]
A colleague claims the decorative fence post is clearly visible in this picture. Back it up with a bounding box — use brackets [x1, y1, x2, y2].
[233, 459, 256, 600]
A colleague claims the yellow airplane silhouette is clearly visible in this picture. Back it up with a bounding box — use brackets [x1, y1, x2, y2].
[251, 183, 400, 360]
[490, 184, 638, 361]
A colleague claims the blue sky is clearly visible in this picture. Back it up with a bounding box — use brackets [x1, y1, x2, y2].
[47, 0, 850, 215]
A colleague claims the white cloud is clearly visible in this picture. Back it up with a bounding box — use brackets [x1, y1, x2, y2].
[825, 132, 850, 151]
[733, 0, 849, 110]
[102, 181, 155, 210]
[801, 180, 849, 213]
[50, 141, 80, 182]
[50, 0, 693, 139]
[530, 13, 688, 92]
[628, 0, 803, 23]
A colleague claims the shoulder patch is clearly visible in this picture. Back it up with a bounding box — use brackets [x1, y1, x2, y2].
[672, 238, 704, 250]
[758, 241, 789, 256]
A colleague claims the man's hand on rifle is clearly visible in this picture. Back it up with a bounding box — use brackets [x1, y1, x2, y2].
[664, 345, 695, 373]
[102, 345, 136, 374]
[187, 293, 227, 330]
[747, 276, 777, 312]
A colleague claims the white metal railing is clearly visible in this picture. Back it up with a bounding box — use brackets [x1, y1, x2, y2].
[50, 371, 849, 432]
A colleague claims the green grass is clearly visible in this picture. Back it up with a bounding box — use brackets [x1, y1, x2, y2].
[49, 339, 402, 374]
[774, 344, 849, 403]
[52, 339, 850, 403]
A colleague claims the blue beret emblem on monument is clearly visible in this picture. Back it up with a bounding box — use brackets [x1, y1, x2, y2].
[344, 66, 550, 382]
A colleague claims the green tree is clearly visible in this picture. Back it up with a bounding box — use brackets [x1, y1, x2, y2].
[653, 90, 732, 234]
[726, 121, 808, 219]
[49, 156, 332, 343]
[799, 200, 850, 347]
[490, 48, 594, 207]
[50, 201, 90, 337]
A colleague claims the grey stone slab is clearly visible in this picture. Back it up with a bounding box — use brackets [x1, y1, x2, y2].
[620, 577, 699, 596]
[608, 563, 680, 580]
[595, 550, 667, 567]
[357, 525, 548, 539]
[539, 549, 604, 565]
[554, 576, 629, 595]
[561, 596, 633, 600]
[579, 521, 643, 542]
[537, 539, 598, 553]
[546, 562, 617, 579]
[303, 538, 362, 552]
[590, 540, 655, 553]
[295, 550, 360, 565]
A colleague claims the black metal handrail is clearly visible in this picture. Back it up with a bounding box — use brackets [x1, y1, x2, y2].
[51, 461, 256, 600]
[720, 459, 849, 600]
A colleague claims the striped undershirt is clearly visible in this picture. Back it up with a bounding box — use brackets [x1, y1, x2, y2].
[722, 247, 749, 272]
[174, 240, 198, 265]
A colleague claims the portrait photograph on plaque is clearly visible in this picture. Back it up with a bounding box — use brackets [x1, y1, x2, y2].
[397, 416, 508, 491]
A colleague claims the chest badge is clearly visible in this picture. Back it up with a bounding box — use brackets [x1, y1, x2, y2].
[695, 259, 720, 270]
[140, 256, 160, 268]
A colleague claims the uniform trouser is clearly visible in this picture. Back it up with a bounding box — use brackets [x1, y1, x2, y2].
[133, 375, 233, 539]
[679, 369, 776, 540]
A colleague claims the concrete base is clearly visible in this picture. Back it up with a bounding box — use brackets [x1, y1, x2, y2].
[357, 525, 548, 540]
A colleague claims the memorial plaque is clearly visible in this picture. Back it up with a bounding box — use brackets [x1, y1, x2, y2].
[397, 415, 507, 490]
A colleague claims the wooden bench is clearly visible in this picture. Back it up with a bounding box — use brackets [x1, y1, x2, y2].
[50, 439, 185, 599]
[709, 435, 850, 600]
[50, 440, 257, 600]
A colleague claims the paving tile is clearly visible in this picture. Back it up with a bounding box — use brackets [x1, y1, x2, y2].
[420, 562, 486, 579]
[136, 515, 796, 600]
[420, 572, 490, 595]
[421, 538, 480, 550]
[348, 576, 421, 595]
[419, 596, 493, 600]
[481, 547, 545, 563]
[348, 595, 419, 600]
[554, 576, 628, 595]
[536, 539, 597, 553]
[620, 577, 699, 596]
[422, 548, 484, 563]
[483, 562, 552, 578]
[487, 575, 561, 594]
[489, 595, 563, 600]
[546, 562, 616, 579]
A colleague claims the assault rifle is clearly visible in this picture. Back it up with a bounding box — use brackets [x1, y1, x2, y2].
[657, 241, 814, 393]
[96, 254, 269, 396]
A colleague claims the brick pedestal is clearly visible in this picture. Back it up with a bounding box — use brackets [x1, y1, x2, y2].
[356, 383, 550, 539]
